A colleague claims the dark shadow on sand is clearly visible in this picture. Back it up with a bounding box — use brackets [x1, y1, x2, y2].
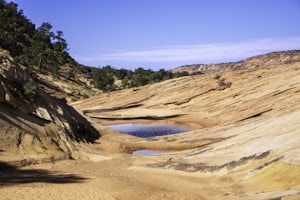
[0, 162, 86, 187]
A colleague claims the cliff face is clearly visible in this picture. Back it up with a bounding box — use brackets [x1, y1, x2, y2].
[0, 49, 99, 165]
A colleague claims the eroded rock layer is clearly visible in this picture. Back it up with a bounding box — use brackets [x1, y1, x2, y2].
[0, 49, 99, 165]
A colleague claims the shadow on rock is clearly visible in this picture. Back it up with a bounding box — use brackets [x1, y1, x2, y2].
[0, 162, 87, 187]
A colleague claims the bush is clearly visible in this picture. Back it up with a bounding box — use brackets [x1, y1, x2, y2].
[23, 83, 37, 101]
[217, 80, 232, 90]
[191, 71, 204, 75]
[24, 88, 36, 100]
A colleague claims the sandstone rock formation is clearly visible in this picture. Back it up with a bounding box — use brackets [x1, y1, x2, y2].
[1, 48, 300, 199]
[0, 49, 99, 165]
[72, 51, 300, 199]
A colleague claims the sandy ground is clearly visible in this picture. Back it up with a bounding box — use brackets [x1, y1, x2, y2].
[1, 119, 300, 200]
[0, 155, 238, 200]
[1, 152, 299, 200]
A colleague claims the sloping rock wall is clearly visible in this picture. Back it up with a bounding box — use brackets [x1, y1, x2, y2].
[0, 49, 99, 165]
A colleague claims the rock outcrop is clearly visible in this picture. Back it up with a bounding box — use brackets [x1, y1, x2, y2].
[0, 49, 99, 165]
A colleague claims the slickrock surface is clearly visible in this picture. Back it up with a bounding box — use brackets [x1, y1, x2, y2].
[1, 50, 300, 199]
[70, 58, 300, 199]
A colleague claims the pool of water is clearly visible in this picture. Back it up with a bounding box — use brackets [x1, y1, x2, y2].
[108, 123, 190, 138]
[132, 150, 169, 155]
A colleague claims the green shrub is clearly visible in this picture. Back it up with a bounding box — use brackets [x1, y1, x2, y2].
[24, 88, 36, 100]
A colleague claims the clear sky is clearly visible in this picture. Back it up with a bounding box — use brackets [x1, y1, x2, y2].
[10, 0, 300, 70]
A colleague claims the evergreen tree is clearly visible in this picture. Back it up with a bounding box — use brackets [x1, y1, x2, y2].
[0, 0, 71, 75]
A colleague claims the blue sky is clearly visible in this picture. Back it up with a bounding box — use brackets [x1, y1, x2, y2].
[10, 0, 300, 70]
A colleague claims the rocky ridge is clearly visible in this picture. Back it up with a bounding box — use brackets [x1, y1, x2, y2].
[171, 50, 300, 74]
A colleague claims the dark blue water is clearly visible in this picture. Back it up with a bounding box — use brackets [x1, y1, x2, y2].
[108, 123, 190, 138]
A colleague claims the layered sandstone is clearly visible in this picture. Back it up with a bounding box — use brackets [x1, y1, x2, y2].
[0, 49, 99, 165]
